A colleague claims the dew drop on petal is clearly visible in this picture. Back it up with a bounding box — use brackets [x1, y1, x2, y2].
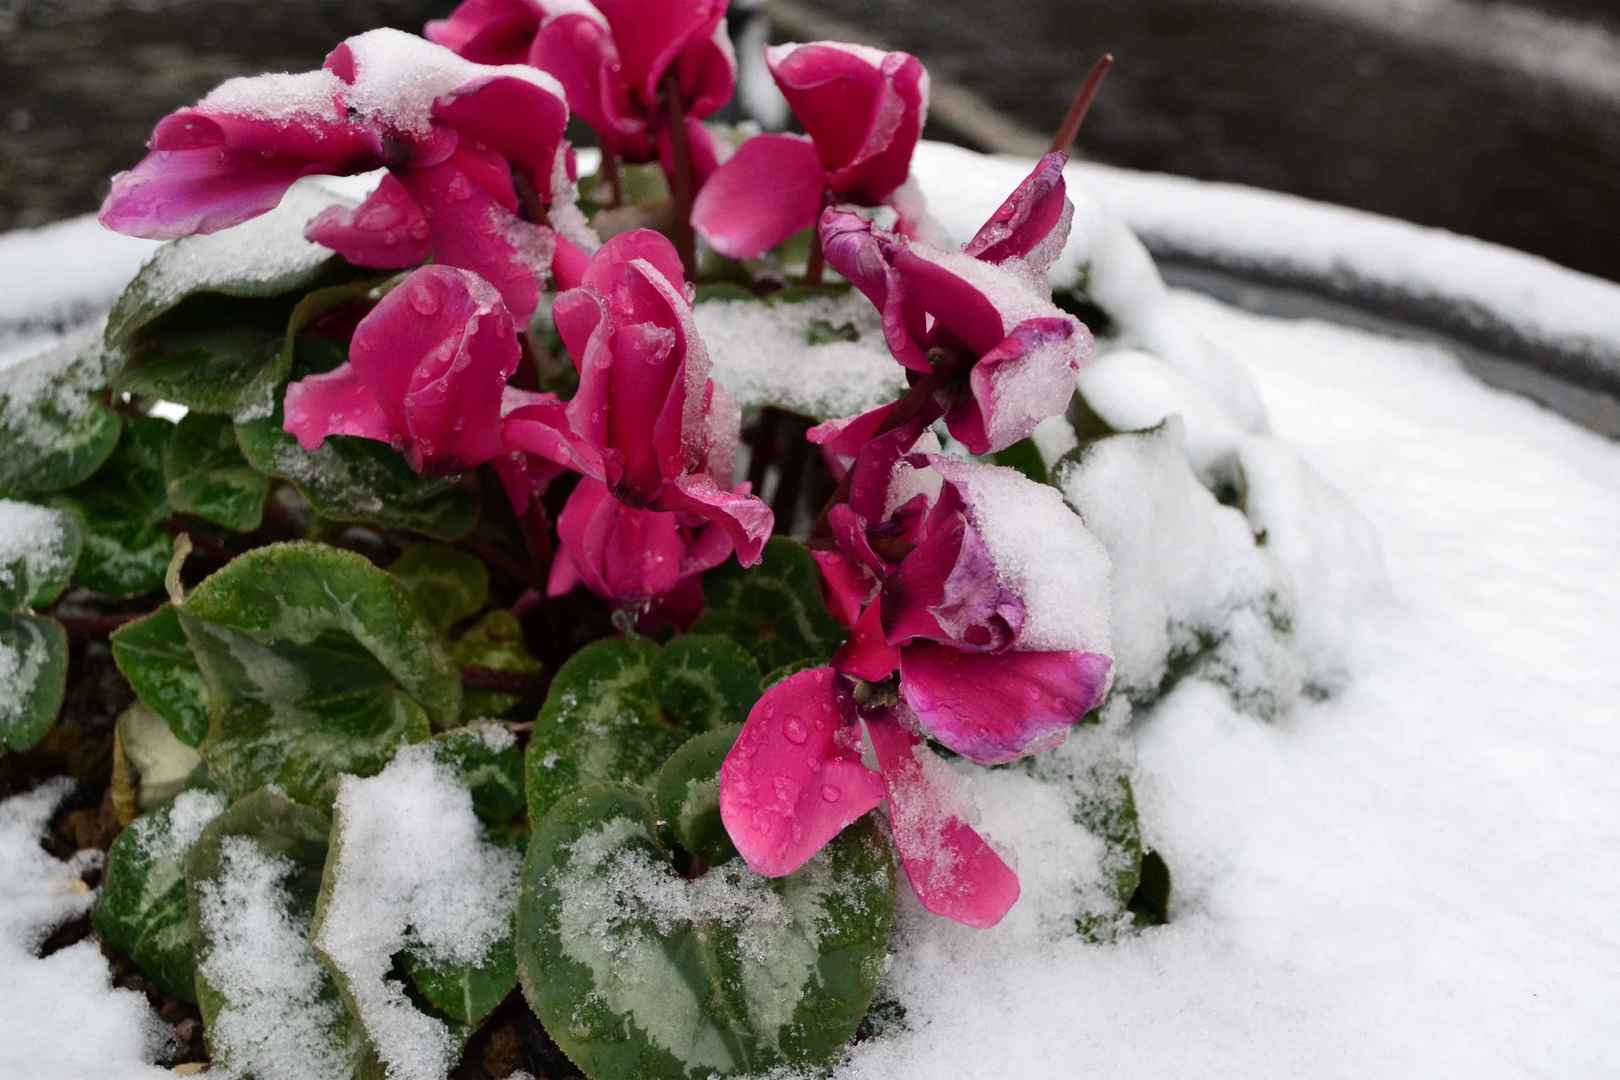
[783, 716, 808, 745]
[821, 785, 841, 803]
[408, 281, 441, 316]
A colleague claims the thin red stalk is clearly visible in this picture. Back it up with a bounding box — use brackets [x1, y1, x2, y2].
[804, 232, 826, 284]
[461, 666, 549, 695]
[604, 150, 623, 208]
[1049, 53, 1115, 154]
[663, 74, 697, 278]
[54, 611, 143, 638]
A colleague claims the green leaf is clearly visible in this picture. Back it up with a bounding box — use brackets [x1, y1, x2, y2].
[185, 787, 369, 1077]
[652, 635, 761, 732]
[0, 612, 68, 751]
[0, 337, 121, 496]
[163, 413, 270, 531]
[770, 283, 853, 305]
[430, 724, 525, 828]
[178, 542, 459, 804]
[693, 283, 756, 304]
[523, 636, 680, 825]
[389, 544, 490, 633]
[651, 725, 740, 867]
[119, 701, 203, 811]
[235, 340, 479, 541]
[114, 300, 292, 419]
[516, 786, 895, 1079]
[51, 415, 173, 597]
[990, 437, 1049, 485]
[805, 318, 860, 345]
[94, 786, 227, 1001]
[0, 500, 82, 609]
[402, 934, 518, 1030]
[111, 604, 210, 747]
[695, 538, 845, 672]
[452, 610, 542, 720]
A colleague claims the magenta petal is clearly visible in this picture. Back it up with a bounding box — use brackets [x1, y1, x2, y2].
[502, 391, 607, 482]
[819, 207, 893, 311]
[554, 477, 686, 604]
[813, 549, 871, 630]
[657, 114, 723, 192]
[954, 315, 1090, 454]
[656, 474, 774, 567]
[432, 72, 569, 194]
[282, 365, 393, 451]
[304, 172, 430, 269]
[963, 151, 1074, 274]
[865, 704, 1020, 928]
[891, 245, 1008, 357]
[580, 227, 688, 299]
[530, 11, 639, 149]
[691, 134, 826, 260]
[834, 601, 902, 683]
[719, 668, 886, 878]
[425, 0, 541, 64]
[899, 643, 1112, 765]
[593, 0, 730, 111]
[883, 508, 1024, 652]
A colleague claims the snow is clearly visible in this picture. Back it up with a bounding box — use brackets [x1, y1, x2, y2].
[0, 500, 71, 606]
[0, 780, 173, 1080]
[201, 69, 347, 126]
[314, 743, 520, 1080]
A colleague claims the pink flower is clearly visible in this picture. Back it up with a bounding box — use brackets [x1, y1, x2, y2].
[98, 29, 573, 319]
[813, 153, 1093, 457]
[692, 41, 929, 260]
[426, 0, 734, 186]
[501, 229, 773, 605]
[283, 265, 520, 474]
[719, 453, 1112, 926]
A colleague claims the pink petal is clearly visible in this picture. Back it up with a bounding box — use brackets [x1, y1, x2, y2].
[899, 643, 1112, 765]
[691, 134, 825, 260]
[719, 668, 886, 877]
[833, 600, 901, 683]
[883, 503, 1024, 652]
[592, 0, 731, 113]
[433, 72, 570, 194]
[890, 244, 1008, 357]
[657, 114, 724, 193]
[425, 0, 542, 65]
[304, 172, 431, 269]
[579, 227, 687, 299]
[962, 152, 1074, 275]
[551, 232, 593, 292]
[953, 315, 1090, 454]
[656, 474, 775, 567]
[819, 206, 893, 312]
[501, 389, 607, 482]
[865, 704, 1019, 928]
[530, 10, 644, 152]
[283, 365, 394, 451]
[767, 43, 927, 205]
[813, 548, 873, 629]
[552, 476, 687, 604]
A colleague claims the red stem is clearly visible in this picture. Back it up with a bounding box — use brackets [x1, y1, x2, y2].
[604, 150, 623, 209]
[663, 74, 697, 278]
[54, 611, 143, 638]
[1049, 53, 1115, 154]
[461, 666, 549, 695]
[804, 230, 826, 285]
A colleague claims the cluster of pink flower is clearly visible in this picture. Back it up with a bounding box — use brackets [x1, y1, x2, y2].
[99, 1, 1112, 927]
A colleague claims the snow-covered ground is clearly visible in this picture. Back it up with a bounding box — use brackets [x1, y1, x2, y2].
[2, 150, 1617, 1077]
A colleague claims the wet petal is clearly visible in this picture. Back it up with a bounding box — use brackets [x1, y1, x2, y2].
[432, 70, 570, 194]
[819, 206, 893, 312]
[883, 506, 1024, 651]
[304, 172, 430, 269]
[719, 668, 886, 877]
[282, 365, 393, 451]
[954, 315, 1090, 454]
[425, 0, 541, 64]
[691, 133, 826, 260]
[962, 151, 1074, 275]
[552, 476, 687, 604]
[656, 473, 774, 567]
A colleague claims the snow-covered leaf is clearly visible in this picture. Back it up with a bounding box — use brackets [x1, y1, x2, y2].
[50, 415, 173, 598]
[185, 786, 370, 1080]
[114, 302, 292, 420]
[93, 787, 226, 1001]
[0, 612, 67, 751]
[428, 724, 525, 829]
[389, 544, 489, 634]
[695, 538, 845, 673]
[111, 604, 209, 748]
[652, 725, 742, 867]
[235, 340, 480, 542]
[177, 542, 459, 805]
[516, 785, 895, 1079]
[452, 611, 541, 720]
[0, 500, 82, 610]
[0, 336, 121, 496]
[163, 413, 269, 532]
[652, 634, 762, 733]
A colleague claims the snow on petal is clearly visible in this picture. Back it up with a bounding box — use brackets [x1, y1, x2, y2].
[963, 151, 1074, 275]
[656, 473, 774, 567]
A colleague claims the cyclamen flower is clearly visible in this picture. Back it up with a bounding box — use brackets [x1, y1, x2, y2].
[426, 0, 734, 187]
[720, 455, 1114, 926]
[284, 265, 519, 474]
[502, 229, 773, 606]
[692, 41, 929, 259]
[814, 152, 1092, 458]
[98, 28, 574, 319]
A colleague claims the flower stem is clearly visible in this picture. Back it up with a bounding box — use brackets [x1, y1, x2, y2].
[604, 150, 623, 209]
[1049, 53, 1115, 154]
[663, 74, 697, 279]
[461, 666, 549, 696]
[53, 611, 143, 638]
[804, 231, 826, 285]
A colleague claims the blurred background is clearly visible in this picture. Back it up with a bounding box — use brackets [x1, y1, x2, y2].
[1, 0, 1616, 281]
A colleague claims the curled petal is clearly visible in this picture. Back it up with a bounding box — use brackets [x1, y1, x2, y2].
[719, 668, 886, 877]
[432, 70, 570, 194]
[283, 366, 393, 450]
[813, 548, 872, 630]
[656, 474, 774, 567]
[963, 151, 1074, 275]
[551, 476, 686, 604]
[425, 0, 542, 64]
[889, 244, 1008, 357]
[834, 600, 901, 682]
[899, 644, 1112, 765]
[530, 9, 644, 152]
[819, 206, 893, 311]
[593, 0, 732, 114]
[502, 388, 608, 484]
[883, 506, 1024, 651]
[691, 133, 826, 260]
[952, 315, 1090, 454]
[304, 172, 430, 269]
[865, 704, 1019, 928]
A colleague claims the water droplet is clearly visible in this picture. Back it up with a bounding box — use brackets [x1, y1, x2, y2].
[783, 716, 808, 745]
[445, 174, 472, 202]
[820, 785, 841, 803]
[408, 281, 441, 316]
[408, 220, 430, 241]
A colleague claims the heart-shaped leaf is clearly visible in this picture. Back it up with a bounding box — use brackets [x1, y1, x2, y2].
[164, 413, 269, 532]
[0, 612, 68, 751]
[653, 635, 761, 733]
[695, 538, 845, 672]
[390, 544, 490, 634]
[452, 610, 542, 720]
[0, 500, 82, 610]
[652, 725, 741, 868]
[0, 336, 121, 496]
[185, 786, 371, 1079]
[114, 300, 292, 420]
[235, 341, 479, 541]
[524, 636, 678, 825]
[94, 786, 227, 1001]
[111, 603, 209, 747]
[430, 724, 525, 829]
[516, 785, 895, 1079]
[178, 542, 459, 805]
[51, 415, 173, 598]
